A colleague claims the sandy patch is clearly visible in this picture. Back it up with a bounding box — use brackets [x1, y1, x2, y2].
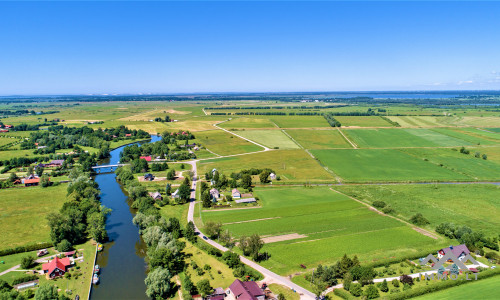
[223, 217, 280, 225]
[261, 233, 307, 244]
[137, 176, 167, 182]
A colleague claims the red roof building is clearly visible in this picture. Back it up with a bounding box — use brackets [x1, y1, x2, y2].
[23, 178, 40, 187]
[4, 125, 13, 128]
[42, 257, 71, 279]
[125, 133, 132, 137]
[227, 279, 265, 300]
[140, 156, 152, 162]
[0, 129, 8, 133]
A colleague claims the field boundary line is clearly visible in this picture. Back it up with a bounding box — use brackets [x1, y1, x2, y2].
[281, 129, 304, 149]
[337, 128, 357, 148]
[213, 120, 270, 151]
[329, 188, 439, 240]
[223, 217, 280, 225]
[204, 148, 222, 157]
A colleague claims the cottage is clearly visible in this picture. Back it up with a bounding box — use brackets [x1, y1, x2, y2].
[23, 178, 40, 187]
[206, 287, 226, 300]
[4, 125, 13, 128]
[140, 156, 152, 162]
[49, 159, 64, 167]
[42, 257, 72, 279]
[231, 189, 241, 199]
[438, 244, 470, 261]
[269, 173, 276, 180]
[172, 189, 180, 199]
[149, 192, 163, 201]
[125, 133, 132, 137]
[226, 279, 265, 300]
[210, 188, 220, 200]
[144, 173, 155, 181]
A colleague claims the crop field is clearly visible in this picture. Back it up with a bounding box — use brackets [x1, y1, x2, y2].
[311, 149, 475, 182]
[334, 116, 393, 127]
[0, 184, 67, 249]
[0, 137, 17, 147]
[415, 275, 500, 300]
[336, 184, 500, 235]
[233, 130, 300, 149]
[193, 130, 263, 155]
[457, 116, 500, 127]
[218, 117, 277, 129]
[270, 116, 330, 128]
[386, 116, 459, 127]
[285, 129, 353, 149]
[198, 149, 335, 183]
[487, 127, 500, 133]
[202, 187, 443, 275]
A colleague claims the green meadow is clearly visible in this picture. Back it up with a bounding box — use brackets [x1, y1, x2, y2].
[415, 275, 500, 300]
[334, 116, 393, 127]
[218, 117, 277, 129]
[270, 115, 330, 128]
[233, 129, 300, 149]
[285, 129, 353, 149]
[193, 129, 263, 156]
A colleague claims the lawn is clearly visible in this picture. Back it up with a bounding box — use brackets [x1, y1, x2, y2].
[198, 149, 335, 183]
[415, 274, 500, 300]
[0, 137, 18, 147]
[311, 149, 471, 182]
[270, 116, 330, 128]
[335, 183, 500, 235]
[218, 117, 277, 129]
[285, 129, 353, 149]
[334, 116, 393, 127]
[193, 130, 263, 156]
[0, 184, 68, 250]
[202, 187, 443, 275]
[268, 284, 300, 300]
[231, 130, 299, 149]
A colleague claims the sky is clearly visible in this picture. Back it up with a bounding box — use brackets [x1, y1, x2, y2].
[1, 1, 500, 95]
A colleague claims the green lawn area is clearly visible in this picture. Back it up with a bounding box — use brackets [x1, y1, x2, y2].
[0, 184, 68, 250]
[334, 116, 393, 127]
[193, 130, 263, 156]
[231, 130, 299, 149]
[431, 128, 500, 145]
[335, 183, 500, 235]
[0, 137, 19, 147]
[285, 129, 352, 149]
[268, 283, 300, 300]
[311, 149, 471, 182]
[218, 117, 277, 129]
[198, 149, 335, 183]
[270, 116, 330, 128]
[414, 275, 500, 300]
[202, 187, 443, 275]
[386, 116, 455, 127]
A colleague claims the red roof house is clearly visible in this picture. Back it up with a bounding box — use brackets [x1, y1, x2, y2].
[125, 133, 132, 137]
[227, 279, 265, 300]
[23, 178, 40, 187]
[140, 156, 152, 162]
[4, 125, 13, 128]
[42, 257, 71, 279]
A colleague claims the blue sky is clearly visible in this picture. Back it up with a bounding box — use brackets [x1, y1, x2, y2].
[1, 1, 499, 94]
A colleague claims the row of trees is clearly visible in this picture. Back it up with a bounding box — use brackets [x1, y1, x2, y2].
[324, 112, 341, 127]
[435, 222, 499, 251]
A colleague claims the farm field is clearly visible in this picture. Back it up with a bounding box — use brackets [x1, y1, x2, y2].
[0, 184, 68, 250]
[202, 187, 443, 275]
[335, 183, 500, 235]
[233, 130, 300, 149]
[311, 149, 472, 182]
[431, 127, 500, 145]
[386, 116, 459, 127]
[193, 130, 263, 156]
[285, 129, 352, 149]
[415, 275, 500, 300]
[198, 149, 335, 183]
[270, 115, 330, 128]
[218, 117, 277, 129]
[457, 116, 500, 127]
[487, 127, 500, 133]
[0, 137, 17, 147]
[334, 116, 393, 127]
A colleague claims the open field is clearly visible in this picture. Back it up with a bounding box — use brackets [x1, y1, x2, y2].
[202, 187, 443, 275]
[285, 129, 352, 149]
[334, 116, 393, 127]
[193, 130, 263, 156]
[335, 184, 500, 235]
[270, 116, 330, 128]
[311, 149, 472, 182]
[0, 184, 67, 249]
[386, 116, 460, 127]
[218, 117, 277, 129]
[198, 150, 335, 183]
[233, 130, 300, 149]
[415, 275, 500, 300]
[457, 116, 500, 127]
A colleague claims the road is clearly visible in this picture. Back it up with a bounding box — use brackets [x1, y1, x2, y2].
[185, 160, 316, 300]
[213, 120, 271, 151]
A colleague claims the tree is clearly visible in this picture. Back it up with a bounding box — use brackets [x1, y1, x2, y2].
[56, 239, 72, 252]
[222, 251, 241, 268]
[202, 191, 212, 208]
[87, 212, 108, 242]
[350, 283, 363, 297]
[35, 284, 59, 300]
[145, 267, 173, 299]
[399, 274, 413, 286]
[166, 169, 176, 180]
[450, 263, 460, 276]
[241, 174, 252, 189]
[184, 221, 197, 243]
[178, 183, 191, 203]
[204, 221, 222, 239]
[277, 293, 285, 300]
[148, 248, 184, 275]
[0, 279, 11, 292]
[165, 183, 172, 195]
[239, 234, 264, 260]
[343, 273, 353, 291]
[196, 279, 213, 297]
[8, 172, 18, 182]
[183, 274, 196, 295]
[259, 170, 271, 183]
[21, 256, 35, 269]
[36, 167, 45, 177]
[380, 279, 389, 292]
[27, 166, 34, 176]
[364, 284, 380, 299]
[40, 174, 51, 187]
[219, 230, 234, 248]
[410, 213, 430, 226]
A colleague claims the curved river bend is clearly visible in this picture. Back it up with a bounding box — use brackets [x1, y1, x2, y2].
[91, 135, 161, 300]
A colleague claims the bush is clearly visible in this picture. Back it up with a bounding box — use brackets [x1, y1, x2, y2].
[0, 242, 53, 256]
[333, 288, 356, 300]
[56, 239, 72, 252]
[399, 275, 414, 286]
[372, 201, 386, 209]
[11, 275, 38, 286]
[364, 284, 380, 299]
[349, 284, 363, 297]
[382, 206, 395, 214]
[392, 279, 400, 288]
[21, 256, 36, 269]
[409, 213, 430, 226]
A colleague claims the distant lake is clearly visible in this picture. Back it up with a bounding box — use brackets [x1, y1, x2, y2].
[330, 93, 461, 99]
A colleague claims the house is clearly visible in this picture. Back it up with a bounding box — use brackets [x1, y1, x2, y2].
[144, 173, 155, 181]
[49, 159, 64, 167]
[140, 156, 152, 162]
[149, 192, 163, 201]
[210, 188, 220, 200]
[125, 133, 132, 137]
[206, 287, 226, 300]
[231, 189, 241, 199]
[172, 189, 180, 199]
[37, 146, 47, 149]
[226, 279, 265, 300]
[0, 129, 8, 133]
[4, 125, 13, 128]
[438, 244, 471, 261]
[23, 178, 40, 187]
[64, 250, 76, 257]
[42, 257, 72, 279]
[269, 173, 276, 180]
[235, 198, 256, 204]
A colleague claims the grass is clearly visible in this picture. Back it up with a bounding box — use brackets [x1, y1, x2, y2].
[268, 283, 300, 300]
[270, 116, 330, 128]
[198, 149, 335, 183]
[193, 130, 263, 156]
[311, 149, 472, 182]
[218, 117, 277, 129]
[334, 116, 393, 127]
[0, 184, 68, 250]
[230, 130, 299, 149]
[386, 116, 457, 127]
[414, 274, 500, 300]
[285, 129, 353, 149]
[202, 187, 443, 275]
[335, 183, 500, 236]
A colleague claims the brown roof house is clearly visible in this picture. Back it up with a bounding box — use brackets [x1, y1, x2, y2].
[226, 279, 265, 300]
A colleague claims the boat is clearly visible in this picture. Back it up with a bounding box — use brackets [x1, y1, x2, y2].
[92, 274, 99, 284]
[93, 264, 100, 274]
[97, 243, 103, 251]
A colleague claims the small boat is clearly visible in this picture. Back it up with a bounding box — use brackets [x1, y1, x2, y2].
[97, 243, 103, 252]
[92, 274, 99, 284]
[93, 264, 100, 274]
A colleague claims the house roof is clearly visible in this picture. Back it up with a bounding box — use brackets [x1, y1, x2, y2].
[232, 189, 240, 194]
[64, 251, 76, 256]
[149, 192, 162, 199]
[210, 188, 219, 194]
[50, 160, 64, 165]
[235, 198, 256, 204]
[42, 257, 71, 274]
[23, 178, 40, 184]
[441, 244, 470, 257]
[140, 156, 152, 161]
[229, 279, 264, 300]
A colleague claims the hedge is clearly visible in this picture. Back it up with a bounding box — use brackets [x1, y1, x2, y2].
[0, 242, 53, 257]
[11, 275, 38, 286]
[333, 288, 356, 300]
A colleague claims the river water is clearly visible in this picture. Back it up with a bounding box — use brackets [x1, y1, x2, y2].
[91, 135, 162, 300]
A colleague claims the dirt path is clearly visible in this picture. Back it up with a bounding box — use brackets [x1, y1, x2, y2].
[337, 128, 357, 148]
[214, 120, 271, 151]
[175, 276, 183, 300]
[223, 217, 280, 225]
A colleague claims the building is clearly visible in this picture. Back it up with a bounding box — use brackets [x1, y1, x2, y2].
[172, 189, 180, 199]
[226, 279, 265, 300]
[42, 257, 72, 279]
[149, 192, 163, 201]
[210, 188, 220, 200]
[144, 173, 155, 181]
[0, 129, 8, 133]
[269, 173, 276, 180]
[125, 133, 132, 137]
[140, 156, 152, 162]
[206, 287, 226, 300]
[49, 159, 64, 167]
[231, 189, 241, 199]
[438, 244, 471, 261]
[23, 178, 40, 187]
[235, 198, 256, 204]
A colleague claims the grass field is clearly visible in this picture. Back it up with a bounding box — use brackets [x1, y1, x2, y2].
[415, 275, 500, 300]
[311, 149, 472, 182]
[285, 129, 353, 149]
[198, 149, 335, 183]
[218, 117, 277, 129]
[202, 187, 443, 275]
[233, 130, 300, 149]
[0, 184, 67, 249]
[335, 184, 500, 235]
[268, 284, 300, 300]
[386, 116, 459, 127]
[334, 116, 393, 127]
[270, 116, 330, 128]
[193, 130, 263, 156]
[0, 137, 18, 147]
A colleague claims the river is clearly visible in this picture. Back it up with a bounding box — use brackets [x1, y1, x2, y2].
[90, 135, 162, 300]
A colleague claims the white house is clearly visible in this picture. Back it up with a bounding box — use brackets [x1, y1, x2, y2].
[269, 173, 276, 180]
[231, 189, 241, 199]
[210, 188, 220, 200]
[172, 189, 180, 199]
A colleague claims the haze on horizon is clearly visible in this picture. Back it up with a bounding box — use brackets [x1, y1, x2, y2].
[1, 1, 499, 95]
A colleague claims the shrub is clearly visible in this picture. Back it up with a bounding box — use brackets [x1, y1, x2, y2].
[372, 201, 386, 209]
[382, 206, 395, 214]
[409, 213, 430, 226]
[11, 275, 38, 286]
[20, 256, 36, 269]
[349, 284, 363, 297]
[391, 279, 400, 288]
[365, 284, 380, 299]
[399, 275, 414, 286]
[56, 239, 72, 252]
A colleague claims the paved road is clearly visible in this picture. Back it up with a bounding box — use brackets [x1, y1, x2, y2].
[185, 160, 316, 300]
